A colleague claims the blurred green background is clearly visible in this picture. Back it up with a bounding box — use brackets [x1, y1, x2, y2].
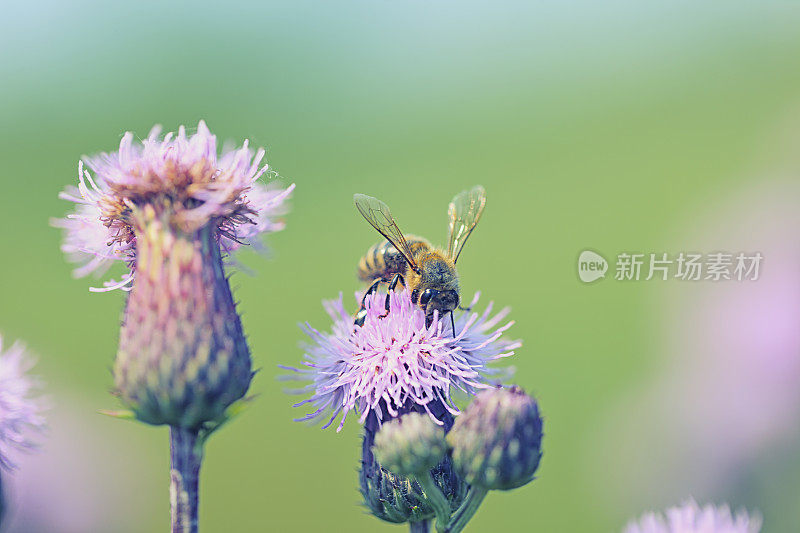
[2, 1, 800, 531]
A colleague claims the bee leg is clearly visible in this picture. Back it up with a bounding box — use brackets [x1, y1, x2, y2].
[354, 278, 384, 327]
[384, 273, 406, 312]
[353, 310, 366, 328]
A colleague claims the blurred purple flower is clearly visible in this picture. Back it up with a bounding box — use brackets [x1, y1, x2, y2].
[595, 181, 800, 512]
[53, 120, 294, 292]
[624, 500, 761, 533]
[285, 289, 519, 431]
[0, 336, 46, 470]
[4, 396, 157, 533]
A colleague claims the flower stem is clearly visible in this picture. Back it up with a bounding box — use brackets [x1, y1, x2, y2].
[415, 472, 451, 532]
[410, 520, 430, 533]
[170, 426, 203, 533]
[444, 486, 488, 533]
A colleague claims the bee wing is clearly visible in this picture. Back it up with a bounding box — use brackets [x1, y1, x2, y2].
[354, 193, 420, 272]
[447, 185, 486, 263]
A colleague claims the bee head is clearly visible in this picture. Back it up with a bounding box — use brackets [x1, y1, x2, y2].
[414, 287, 459, 325]
[409, 254, 460, 325]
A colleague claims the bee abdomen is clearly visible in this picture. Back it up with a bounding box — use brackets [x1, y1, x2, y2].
[357, 237, 429, 283]
[357, 242, 382, 282]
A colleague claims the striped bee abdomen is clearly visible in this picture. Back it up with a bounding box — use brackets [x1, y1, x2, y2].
[357, 236, 430, 283]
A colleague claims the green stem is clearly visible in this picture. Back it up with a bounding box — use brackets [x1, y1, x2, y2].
[415, 472, 452, 532]
[170, 426, 203, 533]
[445, 486, 488, 533]
[410, 519, 430, 533]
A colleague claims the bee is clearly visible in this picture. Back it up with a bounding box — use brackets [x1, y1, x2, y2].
[353, 185, 486, 333]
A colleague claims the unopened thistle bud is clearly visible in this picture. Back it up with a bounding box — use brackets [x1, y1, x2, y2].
[448, 386, 543, 491]
[372, 413, 447, 477]
[360, 408, 467, 524]
[55, 121, 294, 428]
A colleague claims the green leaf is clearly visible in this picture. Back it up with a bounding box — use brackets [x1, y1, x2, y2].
[98, 409, 137, 420]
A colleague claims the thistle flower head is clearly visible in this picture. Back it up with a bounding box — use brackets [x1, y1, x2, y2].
[372, 412, 447, 477]
[54, 120, 294, 291]
[448, 385, 543, 490]
[287, 289, 519, 431]
[55, 122, 293, 428]
[624, 500, 762, 533]
[0, 336, 46, 470]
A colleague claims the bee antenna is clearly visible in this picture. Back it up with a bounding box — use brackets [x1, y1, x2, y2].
[450, 312, 456, 338]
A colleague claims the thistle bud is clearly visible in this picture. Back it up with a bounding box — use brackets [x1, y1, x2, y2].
[372, 413, 447, 477]
[360, 407, 467, 524]
[448, 386, 543, 491]
[113, 206, 252, 428]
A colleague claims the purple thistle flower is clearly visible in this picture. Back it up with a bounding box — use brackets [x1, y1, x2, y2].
[53, 120, 294, 292]
[286, 289, 519, 432]
[624, 500, 762, 533]
[0, 336, 46, 471]
[52, 121, 294, 429]
[53, 122, 293, 533]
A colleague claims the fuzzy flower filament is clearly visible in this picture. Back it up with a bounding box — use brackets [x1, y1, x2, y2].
[289, 289, 518, 431]
[54, 120, 294, 292]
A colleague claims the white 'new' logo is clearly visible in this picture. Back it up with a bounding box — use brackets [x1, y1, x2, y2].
[578, 250, 607, 283]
